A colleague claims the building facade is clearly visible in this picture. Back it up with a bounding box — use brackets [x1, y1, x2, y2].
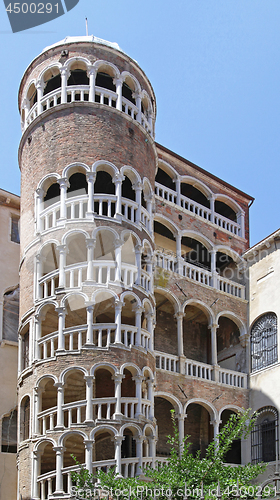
[17, 36, 256, 500]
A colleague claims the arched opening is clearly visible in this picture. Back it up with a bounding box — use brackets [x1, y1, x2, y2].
[251, 407, 278, 463]
[67, 172, 88, 198]
[96, 70, 116, 92]
[122, 77, 136, 106]
[27, 83, 37, 109]
[220, 410, 241, 464]
[44, 182, 60, 208]
[1, 409, 17, 453]
[121, 428, 137, 461]
[39, 442, 56, 475]
[64, 295, 87, 349]
[41, 304, 58, 337]
[181, 237, 211, 271]
[20, 396, 30, 442]
[121, 369, 135, 398]
[65, 233, 87, 267]
[94, 429, 115, 464]
[93, 292, 115, 330]
[63, 434, 85, 491]
[185, 403, 213, 458]
[181, 183, 210, 209]
[155, 167, 176, 192]
[217, 317, 241, 371]
[251, 313, 278, 372]
[94, 230, 115, 261]
[121, 295, 136, 329]
[154, 397, 174, 456]
[21, 325, 30, 371]
[155, 293, 177, 356]
[183, 305, 210, 364]
[67, 68, 89, 87]
[215, 200, 237, 222]
[41, 243, 59, 276]
[38, 377, 57, 434]
[64, 370, 86, 426]
[94, 171, 115, 202]
[122, 176, 135, 202]
[216, 251, 237, 279]
[95, 368, 115, 399]
[43, 67, 61, 96]
[154, 221, 176, 254]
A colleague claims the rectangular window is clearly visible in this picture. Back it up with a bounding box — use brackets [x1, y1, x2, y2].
[11, 215, 20, 244]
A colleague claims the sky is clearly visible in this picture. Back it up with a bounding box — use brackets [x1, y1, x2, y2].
[0, 0, 279, 246]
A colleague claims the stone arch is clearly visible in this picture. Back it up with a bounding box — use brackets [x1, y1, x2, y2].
[37, 173, 60, 194]
[156, 160, 178, 181]
[91, 362, 117, 377]
[19, 394, 31, 442]
[143, 177, 153, 200]
[60, 366, 88, 385]
[185, 398, 217, 420]
[119, 363, 141, 376]
[62, 162, 90, 180]
[64, 57, 91, 72]
[37, 63, 62, 87]
[214, 193, 242, 214]
[92, 160, 119, 178]
[121, 71, 141, 94]
[154, 213, 179, 237]
[120, 165, 141, 185]
[184, 400, 215, 457]
[218, 405, 243, 420]
[33, 437, 56, 452]
[182, 299, 214, 325]
[180, 230, 213, 251]
[180, 175, 212, 199]
[93, 60, 120, 79]
[216, 311, 246, 336]
[90, 424, 118, 440]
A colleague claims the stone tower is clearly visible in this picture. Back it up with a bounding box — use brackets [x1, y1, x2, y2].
[18, 35, 252, 500]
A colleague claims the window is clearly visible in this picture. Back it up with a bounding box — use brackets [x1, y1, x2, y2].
[251, 312, 277, 372]
[1, 410, 17, 453]
[11, 215, 20, 244]
[251, 407, 278, 463]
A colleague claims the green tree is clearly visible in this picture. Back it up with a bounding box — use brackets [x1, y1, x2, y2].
[71, 409, 266, 500]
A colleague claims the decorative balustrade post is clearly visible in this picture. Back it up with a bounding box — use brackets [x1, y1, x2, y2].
[147, 379, 155, 420]
[114, 78, 122, 111]
[56, 306, 66, 353]
[175, 177, 181, 206]
[113, 173, 124, 218]
[114, 300, 123, 344]
[177, 413, 185, 457]
[174, 311, 185, 374]
[210, 250, 218, 288]
[60, 67, 69, 104]
[145, 255, 153, 291]
[136, 436, 143, 475]
[32, 449, 42, 500]
[53, 446, 65, 494]
[86, 172, 96, 218]
[134, 305, 143, 347]
[135, 244, 142, 286]
[133, 182, 142, 224]
[210, 195, 215, 223]
[85, 303, 94, 346]
[113, 373, 124, 419]
[210, 323, 219, 382]
[84, 440, 93, 474]
[36, 81, 44, 115]
[85, 238, 95, 283]
[18, 335, 23, 374]
[114, 436, 123, 476]
[34, 387, 43, 435]
[34, 313, 41, 361]
[22, 97, 29, 130]
[88, 67, 96, 102]
[54, 382, 64, 430]
[58, 177, 69, 222]
[237, 210, 245, 238]
[176, 234, 183, 275]
[133, 92, 142, 123]
[85, 376, 94, 423]
[145, 196, 153, 233]
[57, 244, 67, 289]
[133, 374, 144, 418]
[35, 187, 44, 233]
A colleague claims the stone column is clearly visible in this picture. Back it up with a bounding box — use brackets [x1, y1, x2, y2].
[135, 244, 142, 286]
[86, 172, 96, 218]
[134, 92, 142, 123]
[210, 323, 219, 382]
[177, 414, 185, 456]
[36, 80, 44, 115]
[85, 238, 95, 283]
[57, 244, 67, 289]
[22, 97, 29, 130]
[210, 250, 217, 288]
[147, 379, 155, 420]
[88, 67, 96, 102]
[136, 437, 143, 475]
[56, 307, 66, 352]
[145, 196, 153, 233]
[34, 387, 43, 435]
[53, 446, 65, 494]
[133, 375, 144, 418]
[34, 314, 41, 361]
[33, 450, 42, 499]
[85, 376, 94, 423]
[58, 177, 69, 222]
[114, 239, 123, 283]
[146, 256, 153, 291]
[210, 195, 215, 223]
[237, 210, 245, 238]
[54, 382, 64, 431]
[114, 436, 123, 476]
[174, 312, 185, 374]
[85, 304, 94, 346]
[60, 68, 69, 104]
[113, 374, 123, 419]
[210, 419, 220, 454]
[175, 177, 181, 206]
[147, 313, 154, 351]
[114, 78, 122, 111]
[176, 234, 183, 275]
[114, 300, 123, 344]
[113, 173, 124, 218]
[133, 182, 142, 225]
[35, 187, 44, 233]
[84, 440, 93, 474]
[134, 306, 143, 347]
[18, 335, 23, 374]
[149, 436, 156, 467]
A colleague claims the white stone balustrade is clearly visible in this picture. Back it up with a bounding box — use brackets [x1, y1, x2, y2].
[214, 213, 240, 235]
[181, 260, 212, 286]
[218, 367, 247, 388]
[185, 359, 213, 381]
[217, 275, 245, 299]
[155, 351, 179, 372]
[155, 182, 177, 204]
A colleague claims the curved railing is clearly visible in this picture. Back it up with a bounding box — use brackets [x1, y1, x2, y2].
[23, 85, 153, 135]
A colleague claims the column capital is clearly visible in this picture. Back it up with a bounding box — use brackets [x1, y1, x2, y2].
[132, 305, 144, 314]
[113, 173, 125, 184]
[85, 301, 94, 311]
[57, 244, 67, 253]
[239, 332, 250, 347]
[176, 413, 186, 421]
[135, 244, 143, 254]
[132, 374, 144, 383]
[132, 181, 142, 191]
[112, 373, 124, 382]
[60, 67, 70, 78]
[114, 435, 124, 445]
[55, 306, 66, 315]
[209, 323, 219, 330]
[210, 419, 222, 426]
[84, 375, 95, 383]
[114, 238, 124, 249]
[53, 446, 66, 454]
[83, 439, 94, 449]
[87, 66, 96, 77]
[34, 386, 43, 396]
[115, 299, 124, 310]
[113, 77, 122, 86]
[36, 187, 45, 197]
[174, 311, 185, 320]
[57, 177, 70, 188]
[54, 382, 64, 390]
[86, 171, 96, 182]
